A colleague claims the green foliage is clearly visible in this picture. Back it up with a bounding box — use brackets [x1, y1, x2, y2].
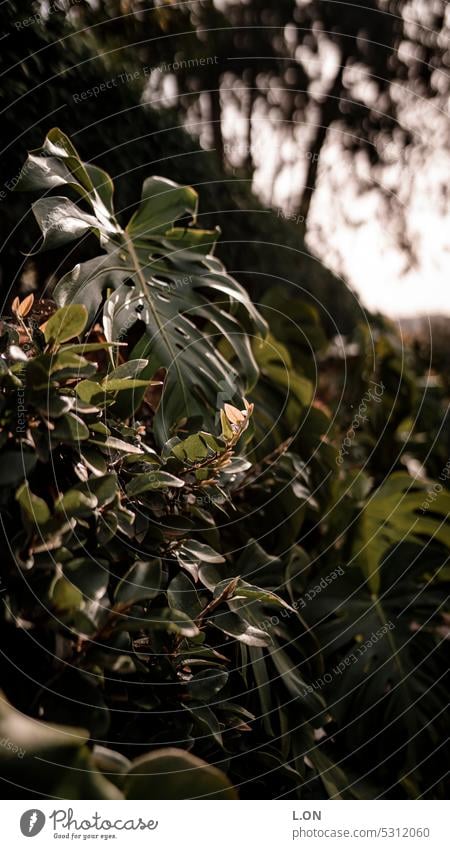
[353, 473, 450, 595]
[0, 291, 325, 798]
[0, 694, 234, 800]
[304, 543, 449, 798]
[16, 128, 264, 442]
[0, 136, 448, 800]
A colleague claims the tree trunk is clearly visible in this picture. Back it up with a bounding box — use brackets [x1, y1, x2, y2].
[243, 73, 256, 174]
[208, 86, 224, 166]
[298, 59, 347, 225]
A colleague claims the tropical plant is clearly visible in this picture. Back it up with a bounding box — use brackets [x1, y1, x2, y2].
[0, 133, 448, 800]
[0, 295, 326, 799]
[14, 128, 265, 442]
[304, 538, 449, 798]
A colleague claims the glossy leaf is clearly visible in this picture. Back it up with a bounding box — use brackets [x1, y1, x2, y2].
[115, 559, 162, 604]
[124, 748, 237, 799]
[44, 304, 88, 345]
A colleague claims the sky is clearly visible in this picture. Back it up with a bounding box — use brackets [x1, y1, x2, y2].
[146, 1, 450, 321]
[219, 14, 450, 321]
[242, 111, 450, 320]
[307, 143, 450, 318]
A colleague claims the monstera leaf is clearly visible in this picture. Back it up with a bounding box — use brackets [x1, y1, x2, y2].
[16, 128, 266, 441]
[353, 472, 450, 594]
[304, 544, 449, 794]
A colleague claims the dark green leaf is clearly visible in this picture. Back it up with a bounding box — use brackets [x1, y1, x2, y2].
[44, 305, 88, 345]
[126, 471, 184, 496]
[124, 748, 237, 799]
[115, 560, 162, 604]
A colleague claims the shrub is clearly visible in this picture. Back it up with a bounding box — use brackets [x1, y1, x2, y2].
[0, 132, 448, 799]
